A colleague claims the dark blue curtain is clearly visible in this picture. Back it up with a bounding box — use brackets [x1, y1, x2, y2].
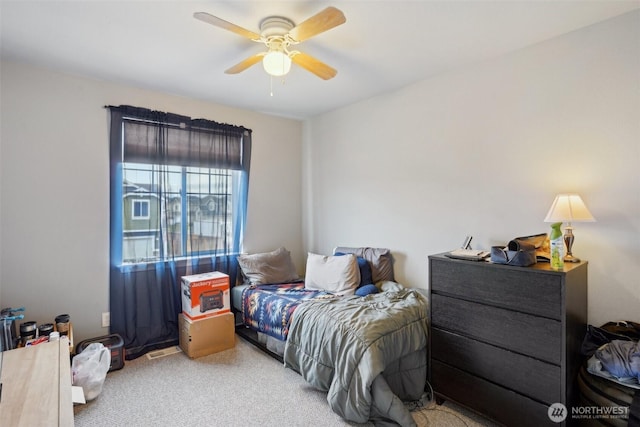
[108, 105, 251, 359]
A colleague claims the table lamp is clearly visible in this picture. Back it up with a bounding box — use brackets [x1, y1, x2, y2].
[544, 194, 595, 262]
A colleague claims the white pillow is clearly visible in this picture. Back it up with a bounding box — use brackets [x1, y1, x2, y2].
[305, 253, 360, 296]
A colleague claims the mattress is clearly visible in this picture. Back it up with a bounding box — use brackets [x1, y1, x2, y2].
[231, 284, 249, 312]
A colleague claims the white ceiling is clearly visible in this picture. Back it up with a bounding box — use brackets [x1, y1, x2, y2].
[1, 1, 638, 120]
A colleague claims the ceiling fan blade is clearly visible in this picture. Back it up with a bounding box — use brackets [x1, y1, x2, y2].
[288, 7, 346, 42]
[225, 54, 265, 74]
[290, 52, 337, 80]
[194, 12, 262, 41]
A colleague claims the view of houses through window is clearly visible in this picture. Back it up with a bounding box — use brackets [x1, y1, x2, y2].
[122, 162, 235, 264]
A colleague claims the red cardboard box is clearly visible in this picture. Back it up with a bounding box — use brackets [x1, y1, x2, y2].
[181, 271, 230, 321]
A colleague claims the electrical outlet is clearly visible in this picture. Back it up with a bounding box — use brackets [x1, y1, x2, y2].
[102, 312, 110, 328]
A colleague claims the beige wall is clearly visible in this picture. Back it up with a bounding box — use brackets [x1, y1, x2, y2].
[1, 10, 638, 344]
[0, 62, 303, 343]
[303, 10, 640, 326]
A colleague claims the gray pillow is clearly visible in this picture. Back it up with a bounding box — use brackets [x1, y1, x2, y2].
[333, 247, 395, 283]
[237, 247, 299, 285]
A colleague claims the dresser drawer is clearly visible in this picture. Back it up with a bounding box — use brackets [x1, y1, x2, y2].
[432, 294, 561, 364]
[432, 360, 556, 427]
[432, 328, 561, 404]
[430, 258, 562, 320]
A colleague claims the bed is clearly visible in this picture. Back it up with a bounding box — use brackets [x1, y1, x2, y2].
[232, 246, 429, 427]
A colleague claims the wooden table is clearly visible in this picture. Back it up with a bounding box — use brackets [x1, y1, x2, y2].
[0, 337, 74, 426]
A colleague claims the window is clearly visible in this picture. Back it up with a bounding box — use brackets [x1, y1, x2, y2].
[109, 105, 251, 266]
[131, 199, 150, 219]
[120, 163, 240, 263]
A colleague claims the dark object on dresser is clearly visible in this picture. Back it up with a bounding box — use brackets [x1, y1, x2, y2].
[428, 253, 588, 426]
[490, 239, 537, 267]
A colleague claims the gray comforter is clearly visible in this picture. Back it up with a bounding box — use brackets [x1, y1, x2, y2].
[283, 288, 429, 426]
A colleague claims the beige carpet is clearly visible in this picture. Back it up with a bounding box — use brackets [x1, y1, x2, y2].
[74, 336, 498, 426]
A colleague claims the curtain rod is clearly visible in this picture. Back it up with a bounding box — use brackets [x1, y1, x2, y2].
[104, 105, 252, 135]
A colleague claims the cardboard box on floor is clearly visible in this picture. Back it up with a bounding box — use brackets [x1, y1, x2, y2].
[181, 271, 230, 321]
[178, 312, 235, 358]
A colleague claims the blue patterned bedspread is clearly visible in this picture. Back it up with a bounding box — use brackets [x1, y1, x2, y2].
[241, 281, 332, 341]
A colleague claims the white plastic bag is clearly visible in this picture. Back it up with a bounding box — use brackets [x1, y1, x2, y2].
[72, 342, 111, 401]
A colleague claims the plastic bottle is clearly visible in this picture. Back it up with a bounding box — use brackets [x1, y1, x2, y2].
[549, 222, 564, 270]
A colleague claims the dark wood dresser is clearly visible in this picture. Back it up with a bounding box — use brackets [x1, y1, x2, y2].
[428, 253, 588, 426]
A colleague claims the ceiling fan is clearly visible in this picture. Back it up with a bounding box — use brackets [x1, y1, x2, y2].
[194, 6, 346, 80]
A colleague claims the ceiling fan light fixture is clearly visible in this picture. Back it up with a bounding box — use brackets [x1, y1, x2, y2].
[262, 50, 292, 77]
[194, 7, 345, 80]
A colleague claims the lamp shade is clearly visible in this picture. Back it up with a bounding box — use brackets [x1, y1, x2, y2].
[262, 51, 291, 77]
[544, 194, 595, 224]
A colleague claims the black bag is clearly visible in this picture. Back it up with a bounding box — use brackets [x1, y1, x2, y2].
[490, 240, 537, 267]
[581, 321, 640, 357]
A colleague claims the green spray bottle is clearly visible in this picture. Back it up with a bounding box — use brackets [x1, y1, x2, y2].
[550, 222, 564, 270]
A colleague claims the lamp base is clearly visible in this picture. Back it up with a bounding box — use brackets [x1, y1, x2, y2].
[563, 226, 581, 263]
